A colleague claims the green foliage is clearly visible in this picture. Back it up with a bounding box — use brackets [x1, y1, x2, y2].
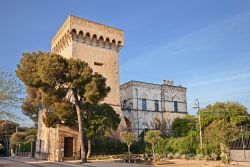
[120, 131, 136, 156]
[166, 131, 198, 155]
[144, 130, 162, 159]
[0, 120, 17, 136]
[85, 103, 120, 139]
[171, 115, 197, 137]
[16, 52, 111, 128]
[200, 102, 250, 130]
[130, 140, 146, 154]
[20, 142, 31, 152]
[203, 120, 240, 163]
[120, 131, 136, 146]
[92, 137, 126, 155]
[25, 127, 37, 142]
[200, 102, 249, 163]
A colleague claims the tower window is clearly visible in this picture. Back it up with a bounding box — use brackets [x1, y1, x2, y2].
[94, 62, 103, 66]
[154, 100, 159, 111]
[123, 100, 127, 109]
[142, 98, 147, 111]
[174, 101, 178, 112]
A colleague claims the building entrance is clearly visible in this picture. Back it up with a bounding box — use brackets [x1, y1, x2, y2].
[64, 137, 73, 157]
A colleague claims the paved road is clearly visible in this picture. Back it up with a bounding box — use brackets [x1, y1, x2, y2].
[0, 157, 148, 167]
[0, 157, 79, 167]
[1, 157, 250, 167]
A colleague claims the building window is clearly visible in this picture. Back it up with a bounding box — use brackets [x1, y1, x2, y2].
[123, 100, 127, 109]
[154, 100, 159, 111]
[142, 98, 147, 111]
[129, 102, 133, 110]
[94, 62, 104, 66]
[174, 101, 178, 112]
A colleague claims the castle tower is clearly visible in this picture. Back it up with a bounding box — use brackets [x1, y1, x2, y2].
[51, 15, 124, 118]
[36, 16, 125, 161]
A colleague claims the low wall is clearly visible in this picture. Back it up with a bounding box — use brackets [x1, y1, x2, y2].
[230, 150, 250, 162]
[18, 152, 32, 157]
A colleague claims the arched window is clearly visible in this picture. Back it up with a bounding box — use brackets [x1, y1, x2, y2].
[173, 101, 178, 112]
[142, 98, 147, 111]
[154, 100, 159, 112]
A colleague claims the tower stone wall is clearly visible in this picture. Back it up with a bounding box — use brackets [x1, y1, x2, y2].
[51, 16, 124, 109]
[36, 16, 125, 161]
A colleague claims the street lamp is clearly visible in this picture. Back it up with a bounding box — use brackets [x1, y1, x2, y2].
[135, 88, 139, 137]
[4, 113, 9, 157]
[193, 99, 203, 150]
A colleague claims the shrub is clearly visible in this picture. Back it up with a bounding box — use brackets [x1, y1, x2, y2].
[131, 140, 146, 154]
[174, 152, 181, 159]
[186, 153, 195, 160]
[167, 152, 174, 159]
[92, 137, 126, 155]
[181, 154, 186, 159]
[155, 139, 170, 155]
[195, 153, 204, 160]
[210, 152, 218, 160]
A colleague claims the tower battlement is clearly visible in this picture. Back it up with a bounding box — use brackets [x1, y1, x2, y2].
[51, 15, 124, 54]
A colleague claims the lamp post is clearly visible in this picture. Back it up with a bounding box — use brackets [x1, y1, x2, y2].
[193, 99, 203, 150]
[4, 113, 9, 157]
[135, 88, 139, 137]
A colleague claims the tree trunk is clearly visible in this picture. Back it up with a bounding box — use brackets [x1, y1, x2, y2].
[75, 103, 87, 163]
[87, 139, 91, 159]
[152, 146, 155, 161]
[128, 144, 131, 157]
[30, 142, 33, 157]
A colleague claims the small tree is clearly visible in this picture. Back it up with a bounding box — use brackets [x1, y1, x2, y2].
[204, 120, 239, 163]
[120, 131, 136, 157]
[144, 130, 162, 161]
[10, 132, 26, 155]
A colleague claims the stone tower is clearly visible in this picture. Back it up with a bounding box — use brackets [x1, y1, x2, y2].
[51, 15, 124, 116]
[36, 16, 125, 162]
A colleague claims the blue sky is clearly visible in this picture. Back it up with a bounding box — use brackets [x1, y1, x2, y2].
[0, 0, 250, 126]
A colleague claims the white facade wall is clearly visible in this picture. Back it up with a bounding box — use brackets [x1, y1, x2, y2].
[120, 80, 187, 134]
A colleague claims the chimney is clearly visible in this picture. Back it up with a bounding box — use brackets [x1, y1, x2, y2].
[163, 80, 174, 85]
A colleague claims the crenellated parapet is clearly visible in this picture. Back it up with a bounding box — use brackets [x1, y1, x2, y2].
[51, 15, 124, 54]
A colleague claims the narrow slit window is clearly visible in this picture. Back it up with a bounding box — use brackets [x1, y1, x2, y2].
[94, 62, 104, 66]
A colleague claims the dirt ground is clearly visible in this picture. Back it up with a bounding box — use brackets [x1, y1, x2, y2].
[65, 159, 250, 167]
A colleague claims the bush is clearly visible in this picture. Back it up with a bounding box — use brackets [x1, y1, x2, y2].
[210, 152, 218, 160]
[167, 152, 174, 159]
[181, 154, 186, 159]
[92, 137, 126, 155]
[131, 140, 146, 154]
[186, 153, 195, 160]
[20, 143, 31, 152]
[167, 131, 197, 155]
[155, 139, 170, 155]
[195, 153, 204, 160]
[174, 152, 181, 159]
